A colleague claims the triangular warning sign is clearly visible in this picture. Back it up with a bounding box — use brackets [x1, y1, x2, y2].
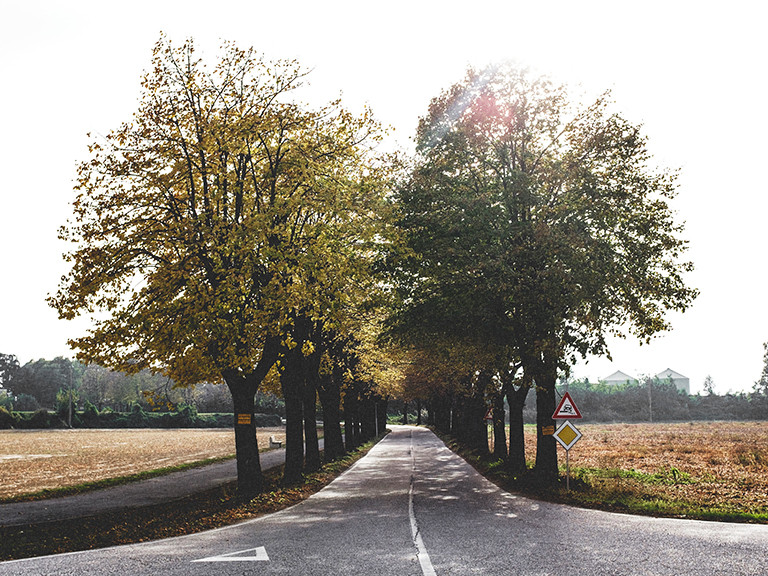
[552, 392, 582, 419]
[483, 407, 494, 420]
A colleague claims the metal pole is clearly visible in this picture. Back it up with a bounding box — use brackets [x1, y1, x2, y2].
[68, 363, 73, 428]
[566, 449, 570, 491]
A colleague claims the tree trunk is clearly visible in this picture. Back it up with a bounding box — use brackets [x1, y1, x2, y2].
[416, 398, 422, 425]
[361, 394, 376, 441]
[450, 397, 460, 436]
[344, 384, 360, 449]
[492, 390, 507, 460]
[227, 380, 263, 494]
[318, 372, 345, 461]
[303, 368, 321, 473]
[432, 395, 451, 433]
[465, 393, 488, 452]
[457, 395, 471, 444]
[402, 400, 408, 425]
[534, 367, 558, 483]
[281, 347, 305, 485]
[378, 397, 388, 435]
[507, 382, 530, 472]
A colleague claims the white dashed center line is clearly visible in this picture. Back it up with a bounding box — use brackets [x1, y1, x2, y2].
[409, 431, 437, 576]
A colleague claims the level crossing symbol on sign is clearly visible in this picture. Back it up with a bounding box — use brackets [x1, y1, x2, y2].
[552, 392, 582, 419]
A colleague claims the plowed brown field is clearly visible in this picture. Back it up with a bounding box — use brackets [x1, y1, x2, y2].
[2, 423, 766, 511]
[0, 428, 285, 499]
[524, 421, 768, 511]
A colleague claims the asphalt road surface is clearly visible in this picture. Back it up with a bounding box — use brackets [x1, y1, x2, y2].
[2, 425, 767, 575]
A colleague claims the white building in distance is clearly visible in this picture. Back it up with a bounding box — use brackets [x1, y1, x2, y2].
[656, 368, 690, 394]
[601, 370, 639, 386]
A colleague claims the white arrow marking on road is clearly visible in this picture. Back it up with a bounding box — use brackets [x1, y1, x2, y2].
[192, 546, 270, 562]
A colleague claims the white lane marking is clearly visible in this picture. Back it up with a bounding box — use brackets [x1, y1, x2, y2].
[409, 431, 438, 576]
[192, 546, 270, 562]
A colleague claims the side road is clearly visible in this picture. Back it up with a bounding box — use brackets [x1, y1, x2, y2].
[0, 441, 322, 528]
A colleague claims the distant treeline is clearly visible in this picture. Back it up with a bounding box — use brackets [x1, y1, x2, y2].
[0, 354, 285, 417]
[0, 402, 282, 430]
[520, 379, 768, 423]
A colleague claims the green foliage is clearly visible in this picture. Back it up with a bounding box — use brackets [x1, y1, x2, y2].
[47, 35, 392, 491]
[0, 353, 19, 387]
[755, 342, 768, 395]
[126, 403, 150, 428]
[389, 64, 698, 478]
[393, 64, 696, 362]
[79, 400, 101, 427]
[12, 394, 39, 412]
[703, 375, 716, 395]
[0, 392, 12, 411]
[18, 409, 63, 429]
[520, 381, 768, 423]
[55, 388, 80, 419]
[6, 357, 82, 409]
[0, 406, 18, 429]
[49, 37, 391, 390]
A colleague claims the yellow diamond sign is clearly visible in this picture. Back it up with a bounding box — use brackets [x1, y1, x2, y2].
[554, 420, 582, 451]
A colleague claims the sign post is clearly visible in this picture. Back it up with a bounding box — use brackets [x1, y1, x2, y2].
[552, 392, 583, 490]
[553, 420, 582, 490]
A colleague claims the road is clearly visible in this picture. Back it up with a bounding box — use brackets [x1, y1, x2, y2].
[2, 425, 767, 575]
[0, 440, 323, 527]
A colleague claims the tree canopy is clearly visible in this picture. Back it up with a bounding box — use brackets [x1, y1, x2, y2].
[49, 43, 698, 488]
[389, 64, 697, 479]
[49, 37, 391, 491]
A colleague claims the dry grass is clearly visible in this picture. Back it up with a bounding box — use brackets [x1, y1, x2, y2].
[0, 428, 286, 499]
[523, 421, 768, 513]
[3, 423, 766, 517]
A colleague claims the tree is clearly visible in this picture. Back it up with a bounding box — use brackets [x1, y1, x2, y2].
[392, 64, 697, 481]
[755, 343, 768, 396]
[49, 37, 389, 493]
[7, 357, 81, 409]
[0, 353, 19, 389]
[703, 375, 716, 396]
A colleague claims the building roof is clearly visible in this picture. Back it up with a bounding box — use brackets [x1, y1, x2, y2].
[602, 370, 638, 383]
[656, 368, 688, 380]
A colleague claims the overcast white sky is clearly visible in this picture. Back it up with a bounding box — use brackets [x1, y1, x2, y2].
[1, 0, 766, 394]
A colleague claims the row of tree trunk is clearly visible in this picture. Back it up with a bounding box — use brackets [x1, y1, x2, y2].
[227, 317, 388, 494]
[279, 317, 386, 485]
[424, 367, 559, 481]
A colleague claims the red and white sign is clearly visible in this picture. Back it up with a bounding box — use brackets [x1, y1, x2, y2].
[552, 392, 582, 419]
[483, 407, 494, 421]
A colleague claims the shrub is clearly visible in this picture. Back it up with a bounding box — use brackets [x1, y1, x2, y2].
[0, 394, 13, 411]
[20, 409, 65, 429]
[79, 400, 101, 427]
[13, 394, 40, 412]
[173, 404, 198, 427]
[0, 406, 18, 429]
[126, 403, 150, 428]
[254, 413, 282, 427]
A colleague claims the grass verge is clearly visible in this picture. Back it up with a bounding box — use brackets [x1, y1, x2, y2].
[439, 432, 768, 525]
[0, 455, 236, 504]
[0, 436, 382, 562]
